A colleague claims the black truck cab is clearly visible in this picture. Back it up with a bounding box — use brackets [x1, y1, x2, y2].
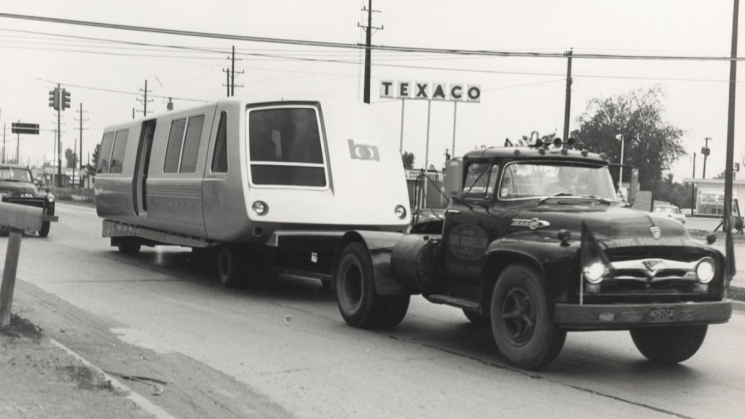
[333, 140, 732, 370]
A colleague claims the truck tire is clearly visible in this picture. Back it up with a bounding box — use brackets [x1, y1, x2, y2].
[490, 263, 566, 370]
[117, 238, 141, 255]
[335, 242, 408, 329]
[630, 325, 708, 364]
[217, 245, 244, 288]
[463, 309, 491, 327]
[38, 221, 51, 238]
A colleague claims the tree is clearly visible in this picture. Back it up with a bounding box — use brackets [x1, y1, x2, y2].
[654, 173, 693, 209]
[65, 148, 78, 169]
[402, 151, 415, 169]
[91, 143, 101, 171]
[571, 86, 686, 191]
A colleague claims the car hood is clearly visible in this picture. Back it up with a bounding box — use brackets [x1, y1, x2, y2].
[0, 181, 39, 196]
[513, 203, 693, 249]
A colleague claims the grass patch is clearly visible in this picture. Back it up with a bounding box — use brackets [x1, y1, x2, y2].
[0, 313, 43, 339]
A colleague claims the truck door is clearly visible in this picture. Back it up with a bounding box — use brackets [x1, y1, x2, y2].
[133, 120, 155, 216]
[442, 162, 500, 286]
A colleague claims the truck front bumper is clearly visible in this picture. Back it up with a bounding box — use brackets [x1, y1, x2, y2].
[554, 301, 732, 330]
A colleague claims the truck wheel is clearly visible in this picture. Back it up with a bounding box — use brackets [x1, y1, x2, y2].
[463, 309, 491, 327]
[336, 242, 405, 329]
[376, 295, 410, 329]
[630, 325, 707, 364]
[217, 245, 244, 288]
[491, 263, 566, 370]
[117, 238, 141, 255]
[38, 221, 51, 238]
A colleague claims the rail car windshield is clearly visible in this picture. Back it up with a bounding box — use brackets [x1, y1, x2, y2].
[247, 106, 327, 188]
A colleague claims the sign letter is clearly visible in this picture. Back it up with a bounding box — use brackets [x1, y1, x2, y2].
[398, 82, 410, 98]
[415, 83, 429, 99]
[380, 81, 394, 98]
[467, 85, 481, 102]
[432, 83, 447, 100]
[449, 84, 464, 101]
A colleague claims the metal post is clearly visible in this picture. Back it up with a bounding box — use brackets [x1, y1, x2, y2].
[619, 136, 625, 186]
[724, 0, 739, 280]
[0, 231, 23, 327]
[399, 99, 405, 154]
[562, 49, 573, 141]
[57, 84, 62, 187]
[691, 153, 697, 213]
[451, 101, 458, 158]
[16, 119, 20, 164]
[423, 100, 432, 208]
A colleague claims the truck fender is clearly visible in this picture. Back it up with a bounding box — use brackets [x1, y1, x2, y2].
[333, 231, 415, 296]
[480, 241, 555, 317]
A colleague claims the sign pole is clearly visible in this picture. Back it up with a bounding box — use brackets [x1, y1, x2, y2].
[423, 99, 432, 208]
[451, 101, 458, 158]
[399, 98, 405, 154]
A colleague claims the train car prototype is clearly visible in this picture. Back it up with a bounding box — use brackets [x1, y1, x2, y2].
[95, 98, 411, 287]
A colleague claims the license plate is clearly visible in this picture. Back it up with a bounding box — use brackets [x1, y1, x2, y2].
[649, 307, 675, 323]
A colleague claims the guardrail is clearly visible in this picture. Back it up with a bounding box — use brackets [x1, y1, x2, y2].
[0, 202, 43, 327]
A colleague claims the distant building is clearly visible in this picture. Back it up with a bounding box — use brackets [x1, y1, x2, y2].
[684, 178, 743, 216]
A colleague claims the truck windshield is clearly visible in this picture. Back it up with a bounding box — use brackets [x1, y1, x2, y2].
[499, 162, 617, 201]
[0, 168, 32, 182]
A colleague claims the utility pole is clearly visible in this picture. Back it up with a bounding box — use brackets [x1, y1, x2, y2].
[359, 0, 382, 104]
[702, 137, 712, 178]
[75, 103, 88, 187]
[223, 68, 230, 97]
[137, 80, 152, 117]
[2, 123, 5, 163]
[223, 46, 244, 97]
[691, 152, 696, 213]
[16, 119, 20, 164]
[57, 84, 61, 186]
[723, 0, 739, 280]
[562, 49, 573, 141]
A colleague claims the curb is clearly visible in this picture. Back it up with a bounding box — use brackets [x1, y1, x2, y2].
[48, 337, 177, 419]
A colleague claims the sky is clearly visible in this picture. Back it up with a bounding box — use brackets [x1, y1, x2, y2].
[0, 0, 742, 182]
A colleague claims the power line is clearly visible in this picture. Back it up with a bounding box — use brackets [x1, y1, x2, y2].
[0, 12, 743, 62]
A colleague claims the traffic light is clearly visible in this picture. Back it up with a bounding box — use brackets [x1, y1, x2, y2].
[61, 89, 71, 110]
[48, 89, 60, 110]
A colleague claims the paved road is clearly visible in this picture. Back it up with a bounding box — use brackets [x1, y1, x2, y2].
[5, 203, 745, 419]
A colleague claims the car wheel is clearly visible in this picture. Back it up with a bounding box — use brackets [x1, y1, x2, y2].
[38, 221, 51, 238]
[491, 263, 566, 370]
[117, 238, 141, 255]
[630, 325, 707, 364]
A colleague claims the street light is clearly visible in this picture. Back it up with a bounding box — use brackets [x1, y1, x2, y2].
[615, 134, 625, 187]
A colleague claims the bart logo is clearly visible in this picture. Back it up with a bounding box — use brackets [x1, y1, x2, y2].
[348, 139, 379, 161]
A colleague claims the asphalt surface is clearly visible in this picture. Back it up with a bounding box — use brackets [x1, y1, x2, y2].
[5, 203, 745, 419]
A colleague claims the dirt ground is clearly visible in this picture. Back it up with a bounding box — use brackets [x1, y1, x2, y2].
[0, 314, 155, 419]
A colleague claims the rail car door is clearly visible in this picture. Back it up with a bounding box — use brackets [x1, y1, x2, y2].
[133, 120, 156, 215]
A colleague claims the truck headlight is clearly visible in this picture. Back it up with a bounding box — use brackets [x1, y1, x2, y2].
[696, 258, 715, 283]
[394, 205, 407, 219]
[583, 262, 606, 284]
[47, 193, 55, 203]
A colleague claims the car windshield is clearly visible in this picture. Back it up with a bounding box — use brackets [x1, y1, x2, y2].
[499, 162, 617, 201]
[655, 207, 677, 214]
[0, 168, 33, 182]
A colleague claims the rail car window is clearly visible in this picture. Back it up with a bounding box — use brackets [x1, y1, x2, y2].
[109, 129, 129, 174]
[248, 107, 326, 187]
[164, 119, 186, 173]
[211, 112, 228, 173]
[97, 132, 115, 174]
[180, 115, 204, 173]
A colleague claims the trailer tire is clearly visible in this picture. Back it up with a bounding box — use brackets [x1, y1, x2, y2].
[491, 263, 566, 370]
[38, 221, 51, 238]
[217, 245, 244, 288]
[630, 325, 707, 364]
[336, 242, 403, 329]
[117, 238, 141, 255]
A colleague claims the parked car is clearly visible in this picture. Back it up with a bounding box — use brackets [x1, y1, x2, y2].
[0, 164, 58, 237]
[653, 205, 686, 224]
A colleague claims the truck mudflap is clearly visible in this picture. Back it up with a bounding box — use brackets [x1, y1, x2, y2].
[43, 215, 59, 222]
[553, 301, 732, 330]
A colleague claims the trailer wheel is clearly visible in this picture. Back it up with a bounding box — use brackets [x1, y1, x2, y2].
[491, 263, 566, 370]
[336, 242, 407, 329]
[630, 325, 707, 364]
[463, 309, 491, 327]
[38, 221, 51, 238]
[217, 245, 244, 288]
[117, 238, 141, 255]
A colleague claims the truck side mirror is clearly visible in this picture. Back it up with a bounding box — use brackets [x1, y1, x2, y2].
[445, 159, 463, 200]
[628, 168, 639, 206]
